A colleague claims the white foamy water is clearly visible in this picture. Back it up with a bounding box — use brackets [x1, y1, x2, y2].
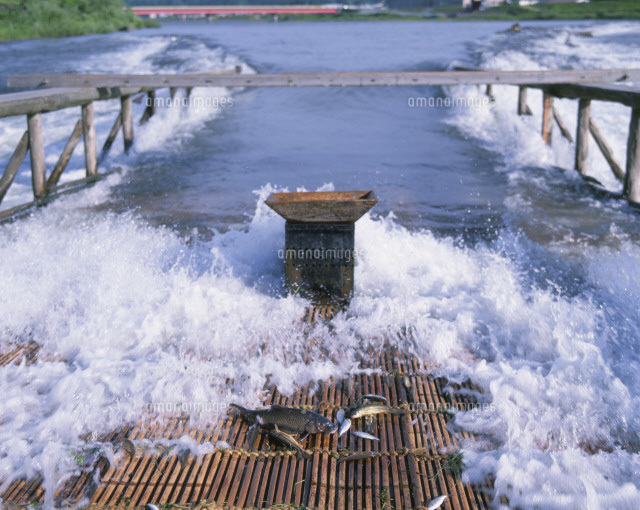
[437, 21, 640, 509]
[0, 35, 251, 211]
[1, 20, 640, 510]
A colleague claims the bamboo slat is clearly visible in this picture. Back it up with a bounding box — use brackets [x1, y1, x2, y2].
[0, 308, 491, 509]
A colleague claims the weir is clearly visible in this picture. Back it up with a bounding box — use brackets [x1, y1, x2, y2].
[1, 68, 640, 509]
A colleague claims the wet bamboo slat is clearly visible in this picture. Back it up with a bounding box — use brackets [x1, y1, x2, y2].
[0, 309, 491, 509]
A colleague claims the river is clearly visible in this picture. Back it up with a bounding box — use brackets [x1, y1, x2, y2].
[1, 19, 640, 509]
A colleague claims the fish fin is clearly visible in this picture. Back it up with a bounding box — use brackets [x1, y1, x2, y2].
[299, 433, 309, 442]
[273, 424, 280, 432]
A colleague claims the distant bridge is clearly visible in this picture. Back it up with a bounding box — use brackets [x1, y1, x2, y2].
[130, 5, 342, 16]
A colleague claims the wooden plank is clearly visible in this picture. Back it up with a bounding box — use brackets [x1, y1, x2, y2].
[98, 112, 122, 164]
[553, 104, 574, 143]
[47, 120, 83, 191]
[542, 93, 554, 146]
[590, 117, 625, 181]
[81, 102, 97, 176]
[0, 130, 29, 205]
[575, 99, 591, 174]
[27, 113, 46, 199]
[624, 107, 640, 202]
[121, 95, 134, 153]
[518, 86, 532, 115]
[542, 82, 640, 109]
[0, 87, 143, 118]
[7, 68, 640, 90]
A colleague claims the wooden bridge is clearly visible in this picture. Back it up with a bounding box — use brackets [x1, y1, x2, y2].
[1, 67, 640, 222]
[1, 68, 640, 508]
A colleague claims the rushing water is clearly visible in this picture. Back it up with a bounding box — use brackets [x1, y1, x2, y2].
[1, 19, 640, 509]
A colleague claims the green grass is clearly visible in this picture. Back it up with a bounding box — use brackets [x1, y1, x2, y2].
[446, 0, 640, 21]
[0, 0, 158, 41]
[207, 0, 640, 22]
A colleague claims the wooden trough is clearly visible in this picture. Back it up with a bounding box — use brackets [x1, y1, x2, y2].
[0, 307, 494, 509]
[265, 191, 378, 224]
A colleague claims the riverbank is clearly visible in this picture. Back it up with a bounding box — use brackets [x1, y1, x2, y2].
[195, 0, 640, 22]
[0, 0, 157, 42]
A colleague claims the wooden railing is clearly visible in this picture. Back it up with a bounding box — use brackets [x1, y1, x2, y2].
[1, 68, 640, 220]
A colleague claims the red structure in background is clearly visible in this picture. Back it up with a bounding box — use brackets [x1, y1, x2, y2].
[131, 6, 341, 16]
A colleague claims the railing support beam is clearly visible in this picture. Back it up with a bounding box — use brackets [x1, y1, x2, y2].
[82, 102, 97, 176]
[121, 95, 134, 153]
[542, 93, 554, 145]
[27, 113, 46, 199]
[575, 99, 591, 175]
[624, 107, 640, 202]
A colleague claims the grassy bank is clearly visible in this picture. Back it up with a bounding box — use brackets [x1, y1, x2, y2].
[207, 0, 640, 22]
[0, 0, 157, 41]
[453, 0, 640, 21]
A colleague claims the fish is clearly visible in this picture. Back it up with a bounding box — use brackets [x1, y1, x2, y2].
[229, 403, 337, 435]
[364, 415, 377, 434]
[269, 425, 311, 459]
[360, 394, 387, 404]
[352, 431, 379, 441]
[121, 439, 136, 458]
[145, 505, 160, 510]
[338, 418, 351, 438]
[336, 408, 346, 424]
[427, 495, 449, 509]
[411, 417, 419, 426]
[337, 451, 381, 463]
[350, 403, 405, 420]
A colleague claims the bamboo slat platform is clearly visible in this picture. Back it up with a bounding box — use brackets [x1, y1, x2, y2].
[0, 308, 493, 509]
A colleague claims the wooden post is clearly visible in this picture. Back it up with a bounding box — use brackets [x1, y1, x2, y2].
[623, 107, 640, 202]
[81, 102, 97, 176]
[517, 86, 532, 115]
[574, 99, 591, 175]
[121, 95, 133, 153]
[99, 112, 122, 164]
[552, 105, 573, 143]
[485, 84, 495, 102]
[47, 119, 83, 191]
[542, 93, 554, 145]
[139, 90, 156, 125]
[0, 131, 29, 205]
[169, 87, 177, 99]
[589, 118, 624, 181]
[186, 87, 192, 99]
[27, 113, 46, 199]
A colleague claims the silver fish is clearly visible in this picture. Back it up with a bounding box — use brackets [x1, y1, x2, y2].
[360, 394, 387, 403]
[428, 495, 449, 509]
[336, 409, 345, 424]
[145, 505, 160, 510]
[121, 439, 136, 458]
[352, 431, 379, 441]
[338, 418, 351, 438]
[350, 403, 405, 419]
[337, 451, 381, 463]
